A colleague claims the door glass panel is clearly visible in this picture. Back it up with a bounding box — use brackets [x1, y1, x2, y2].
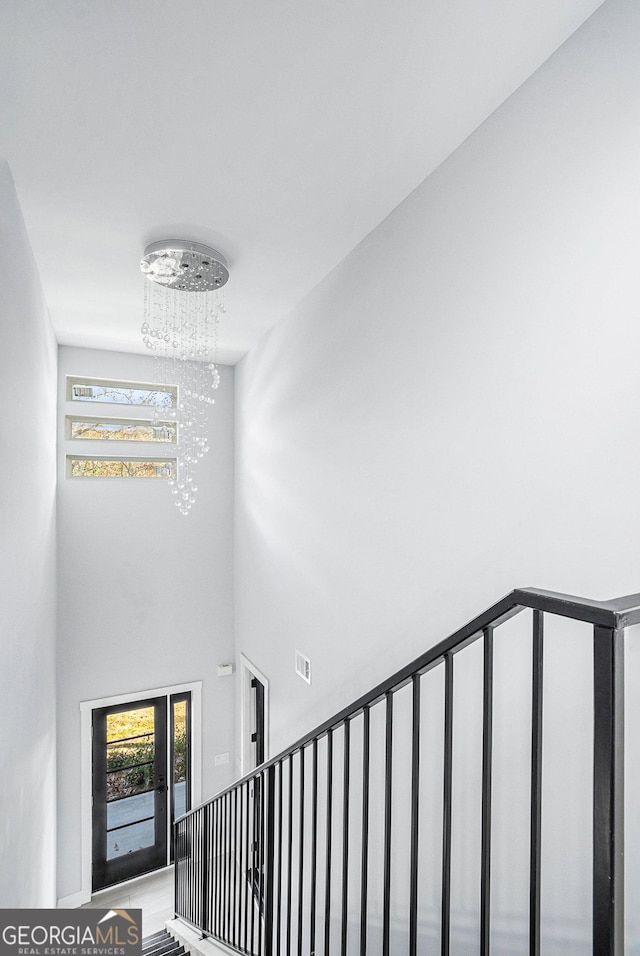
[105, 706, 156, 860]
[106, 818, 155, 859]
[172, 698, 188, 819]
[106, 706, 155, 800]
[107, 793, 155, 832]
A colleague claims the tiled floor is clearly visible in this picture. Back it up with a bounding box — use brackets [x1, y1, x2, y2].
[80, 867, 174, 937]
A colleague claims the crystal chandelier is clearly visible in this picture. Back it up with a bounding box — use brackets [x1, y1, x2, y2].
[140, 240, 229, 515]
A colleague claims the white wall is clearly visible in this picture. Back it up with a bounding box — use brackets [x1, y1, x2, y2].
[236, 0, 640, 764]
[235, 0, 640, 949]
[0, 161, 58, 906]
[56, 346, 235, 902]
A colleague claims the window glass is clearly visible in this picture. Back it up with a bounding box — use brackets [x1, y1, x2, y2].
[67, 457, 176, 478]
[68, 416, 177, 443]
[172, 699, 189, 819]
[67, 376, 176, 407]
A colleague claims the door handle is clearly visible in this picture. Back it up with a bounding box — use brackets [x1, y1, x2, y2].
[156, 784, 168, 793]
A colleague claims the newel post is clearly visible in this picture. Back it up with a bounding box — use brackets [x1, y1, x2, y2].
[593, 625, 624, 956]
[201, 803, 210, 935]
[264, 764, 276, 955]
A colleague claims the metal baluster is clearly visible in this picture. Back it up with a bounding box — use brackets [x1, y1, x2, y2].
[218, 797, 224, 940]
[530, 611, 543, 956]
[258, 772, 265, 956]
[409, 674, 421, 956]
[341, 721, 351, 956]
[191, 815, 195, 924]
[480, 627, 494, 956]
[310, 740, 319, 956]
[236, 784, 246, 949]
[324, 729, 334, 956]
[192, 811, 197, 928]
[265, 764, 276, 956]
[211, 800, 219, 936]
[360, 707, 370, 956]
[297, 749, 305, 956]
[212, 804, 216, 938]
[244, 781, 250, 953]
[224, 793, 230, 943]
[593, 625, 624, 956]
[173, 820, 179, 919]
[233, 787, 239, 948]
[441, 654, 453, 956]
[205, 803, 213, 934]
[218, 795, 223, 942]
[204, 810, 208, 929]
[184, 816, 189, 923]
[382, 692, 393, 956]
[196, 812, 200, 927]
[277, 762, 283, 956]
[175, 819, 180, 918]
[251, 777, 258, 955]
[178, 819, 182, 919]
[211, 802, 217, 935]
[286, 753, 294, 956]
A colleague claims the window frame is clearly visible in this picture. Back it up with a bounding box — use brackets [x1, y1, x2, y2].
[66, 455, 177, 479]
[65, 414, 178, 444]
[66, 375, 177, 408]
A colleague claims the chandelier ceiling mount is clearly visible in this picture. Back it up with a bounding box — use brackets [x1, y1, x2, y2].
[140, 240, 229, 292]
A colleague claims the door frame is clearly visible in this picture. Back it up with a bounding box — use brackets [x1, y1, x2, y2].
[79, 681, 202, 904]
[239, 654, 269, 776]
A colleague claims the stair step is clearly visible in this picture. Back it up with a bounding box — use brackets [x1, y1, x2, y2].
[145, 943, 184, 956]
[143, 932, 170, 948]
[143, 936, 171, 952]
[142, 933, 187, 956]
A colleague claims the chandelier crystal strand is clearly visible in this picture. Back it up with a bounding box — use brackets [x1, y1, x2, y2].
[140, 241, 228, 515]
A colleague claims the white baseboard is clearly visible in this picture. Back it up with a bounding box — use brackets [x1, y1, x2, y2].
[58, 890, 90, 908]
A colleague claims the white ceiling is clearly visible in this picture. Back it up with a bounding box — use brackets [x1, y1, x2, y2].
[0, 0, 605, 365]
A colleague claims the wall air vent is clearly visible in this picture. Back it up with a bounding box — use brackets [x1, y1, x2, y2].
[73, 385, 95, 398]
[295, 650, 311, 685]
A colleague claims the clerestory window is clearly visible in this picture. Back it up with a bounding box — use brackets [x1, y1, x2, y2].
[66, 415, 177, 443]
[64, 376, 177, 480]
[67, 457, 176, 479]
[67, 375, 177, 408]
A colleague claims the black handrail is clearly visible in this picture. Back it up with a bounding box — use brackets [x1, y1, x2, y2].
[174, 586, 632, 955]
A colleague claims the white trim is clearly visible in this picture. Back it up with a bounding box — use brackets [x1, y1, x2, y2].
[239, 654, 269, 777]
[57, 890, 87, 909]
[79, 681, 202, 905]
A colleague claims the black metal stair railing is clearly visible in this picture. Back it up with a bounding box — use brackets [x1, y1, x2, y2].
[173, 587, 640, 956]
